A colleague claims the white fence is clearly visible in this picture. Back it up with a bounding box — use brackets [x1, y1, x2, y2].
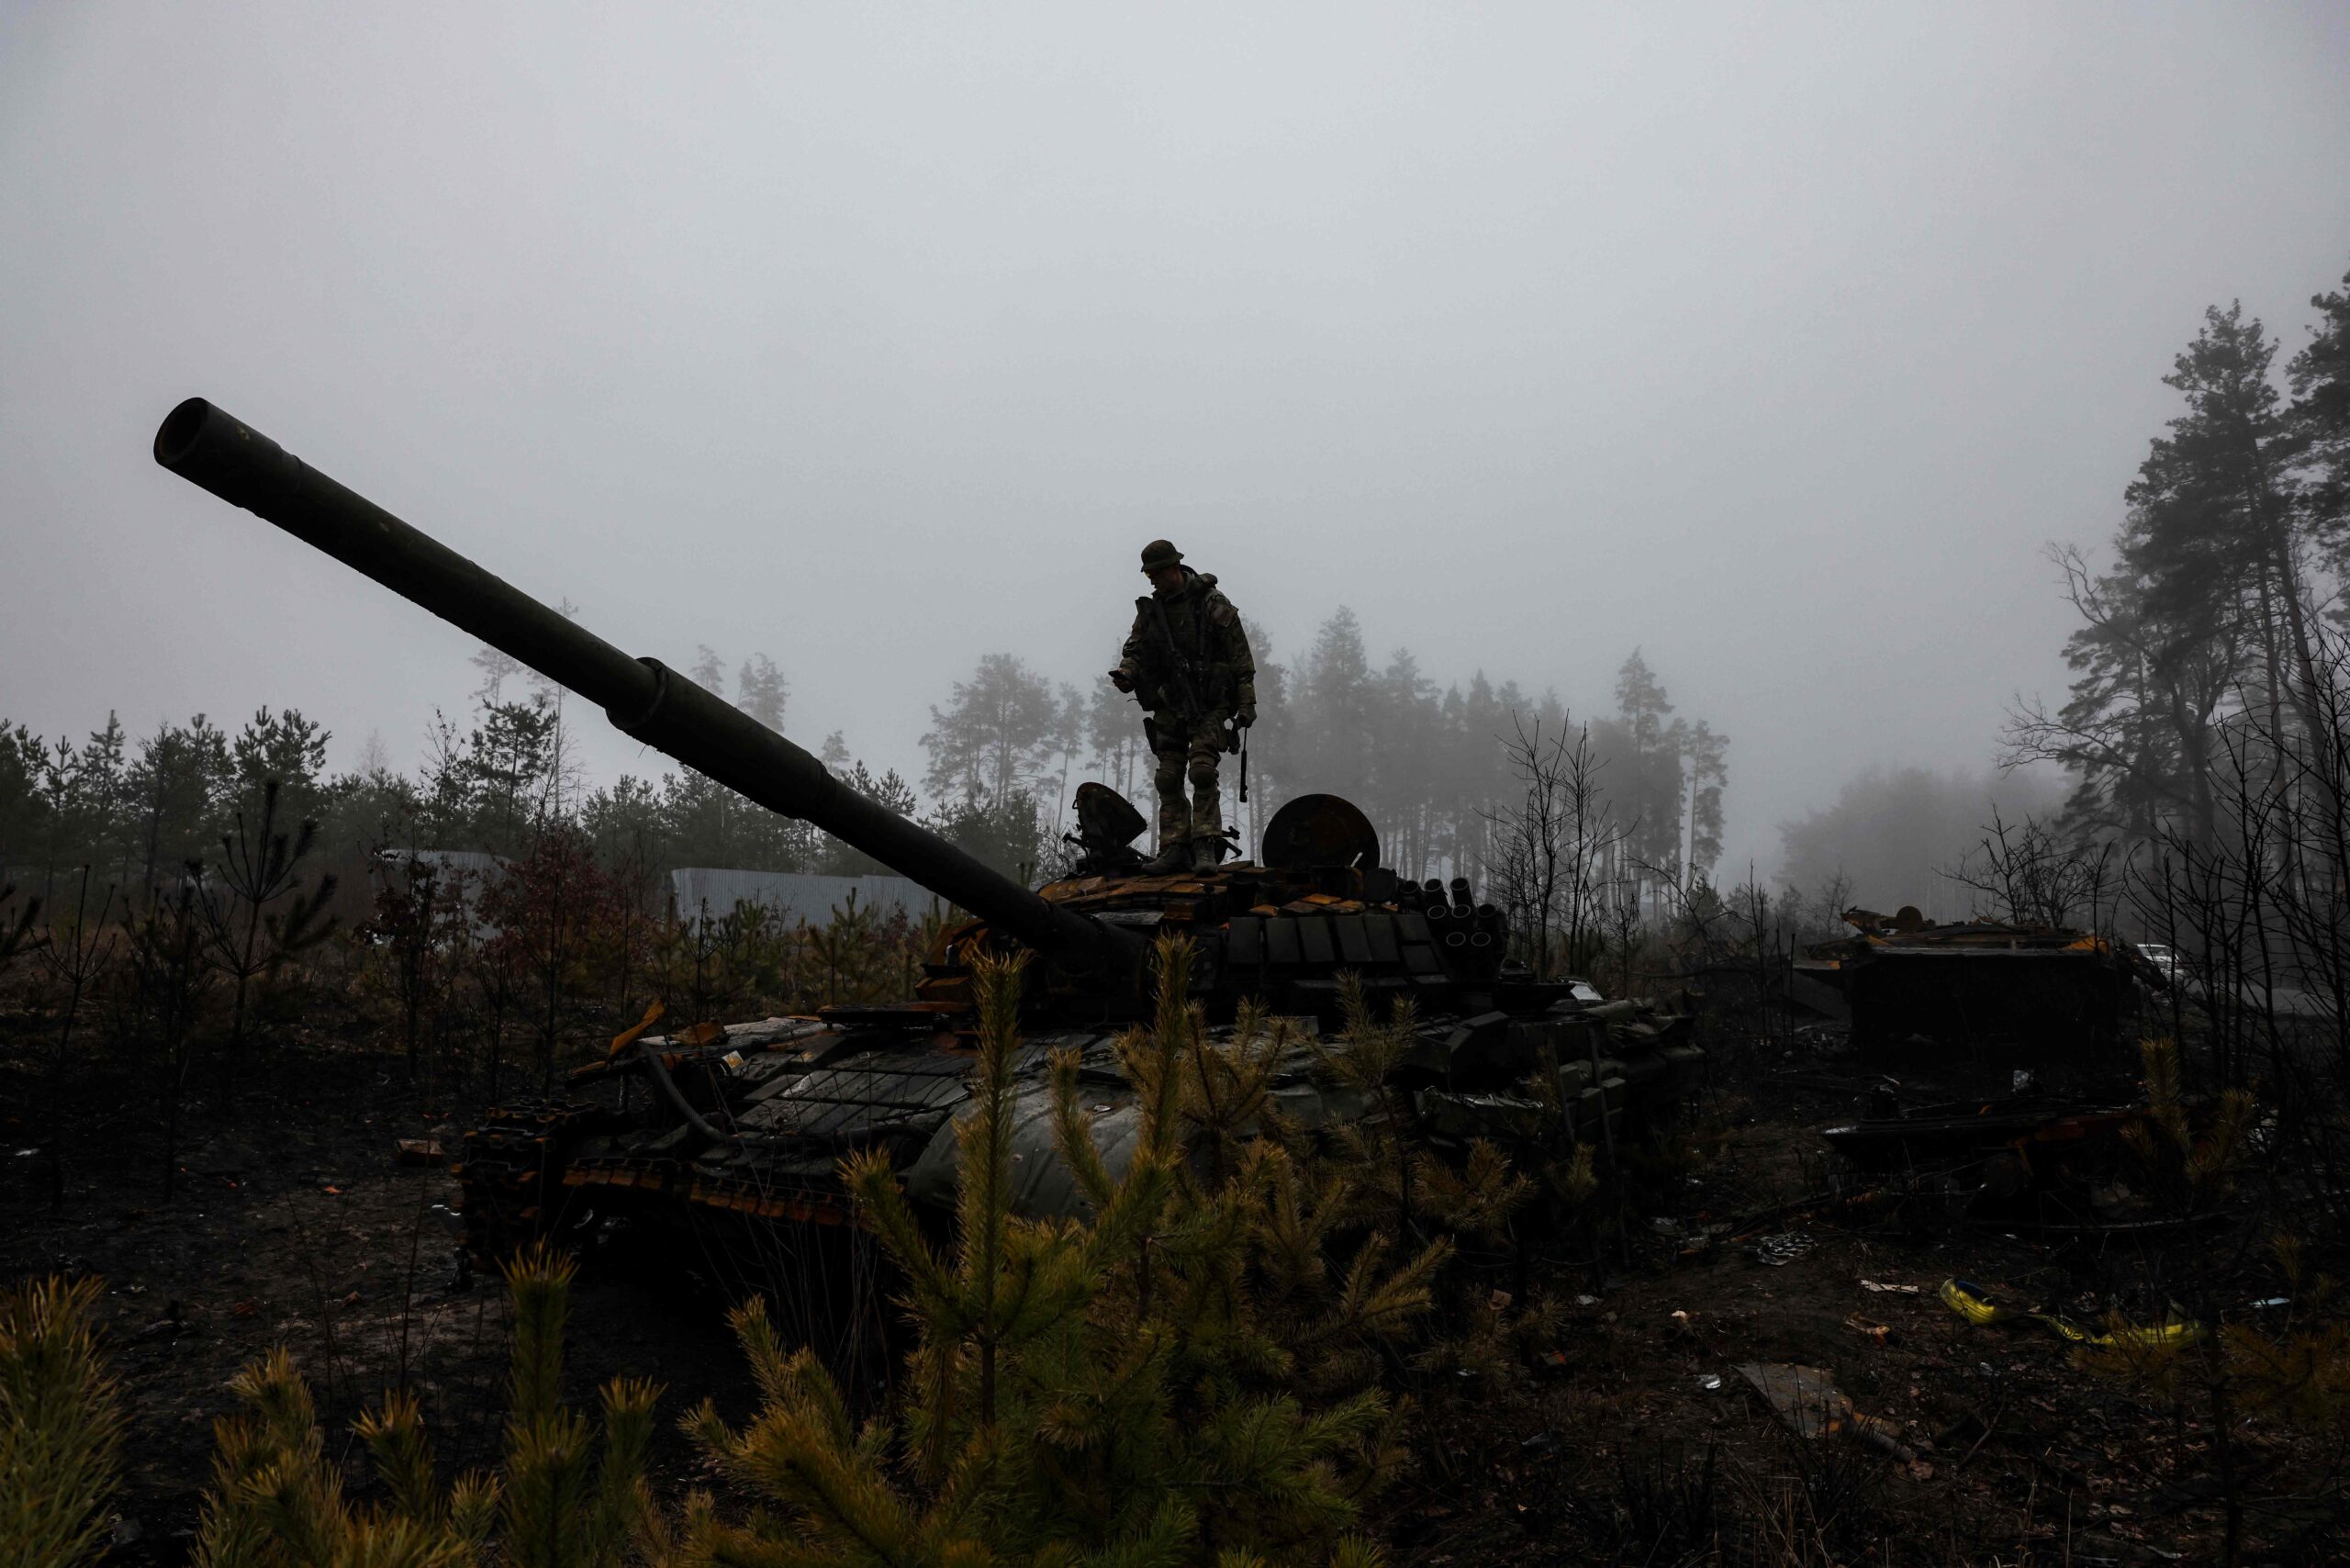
[667, 868, 941, 929]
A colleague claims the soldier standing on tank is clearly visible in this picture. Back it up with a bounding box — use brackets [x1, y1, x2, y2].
[1109, 540, 1257, 873]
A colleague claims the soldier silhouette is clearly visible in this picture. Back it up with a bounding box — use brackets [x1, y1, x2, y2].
[1109, 540, 1257, 873]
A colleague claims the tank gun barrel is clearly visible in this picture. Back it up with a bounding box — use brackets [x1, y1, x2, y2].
[152, 397, 1132, 973]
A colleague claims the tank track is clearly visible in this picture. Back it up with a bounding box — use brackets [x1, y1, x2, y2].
[450, 1099, 605, 1268]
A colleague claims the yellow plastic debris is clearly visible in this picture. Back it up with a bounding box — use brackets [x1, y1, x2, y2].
[1938, 1278, 2199, 1350]
[1938, 1278, 2016, 1326]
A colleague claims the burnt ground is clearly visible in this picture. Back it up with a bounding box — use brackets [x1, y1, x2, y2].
[6, 1025, 2345, 1566]
[0, 1040, 748, 1562]
[1382, 1045, 2350, 1567]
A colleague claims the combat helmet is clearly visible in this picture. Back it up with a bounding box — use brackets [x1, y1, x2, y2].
[1139, 539, 1183, 574]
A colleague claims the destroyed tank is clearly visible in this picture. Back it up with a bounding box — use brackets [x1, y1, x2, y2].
[154, 398, 1703, 1300]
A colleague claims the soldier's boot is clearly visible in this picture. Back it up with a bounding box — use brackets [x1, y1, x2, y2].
[1143, 795, 1192, 874]
[1189, 779, 1225, 872]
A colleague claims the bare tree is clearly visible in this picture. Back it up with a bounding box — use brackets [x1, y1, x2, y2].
[1483, 713, 1620, 981]
[35, 866, 116, 1208]
[1942, 809, 2118, 931]
[1603, 874, 1645, 1002]
[2124, 623, 2350, 1097]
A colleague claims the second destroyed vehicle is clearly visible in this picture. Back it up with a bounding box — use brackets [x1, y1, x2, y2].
[153, 398, 1703, 1319]
[1799, 906, 2154, 1053]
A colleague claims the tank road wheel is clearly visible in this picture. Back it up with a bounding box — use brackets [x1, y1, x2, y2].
[451, 1101, 602, 1270]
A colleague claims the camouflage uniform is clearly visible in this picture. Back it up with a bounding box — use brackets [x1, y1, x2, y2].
[1116, 566, 1257, 865]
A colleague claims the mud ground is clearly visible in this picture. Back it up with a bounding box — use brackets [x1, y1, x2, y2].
[4, 1032, 2340, 1566]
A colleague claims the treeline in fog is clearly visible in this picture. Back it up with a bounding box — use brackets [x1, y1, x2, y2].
[2, 611, 1731, 911]
[1776, 765, 2069, 917]
[927, 609, 1729, 893]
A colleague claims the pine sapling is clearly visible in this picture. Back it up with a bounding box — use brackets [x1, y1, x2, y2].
[0, 1276, 125, 1568]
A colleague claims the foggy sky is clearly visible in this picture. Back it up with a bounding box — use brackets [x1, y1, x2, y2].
[6, 3, 2348, 880]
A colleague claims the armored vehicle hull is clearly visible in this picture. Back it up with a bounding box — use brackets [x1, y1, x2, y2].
[150, 398, 1703, 1294]
[454, 865, 1701, 1272]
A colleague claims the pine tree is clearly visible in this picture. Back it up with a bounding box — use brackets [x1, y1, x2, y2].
[688, 645, 726, 696]
[230, 707, 330, 825]
[467, 700, 563, 854]
[736, 653, 790, 731]
[2005, 539, 2242, 845]
[195, 778, 340, 1108]
[929, 790, 1044, 882]
[189, 1245, 665, 1568]
[0, 1276, 125, 1568]
[1371, 650, 1441, 879]
[1606, 652, 1687, 890]
[581, 775, 666, 879]
[472, 642, 524, 703]
[2289, 255, 2350, 586]
[2132, 305, 2326, 762]
[923, 652, 1062, 811]
[686, 941, 1423, 1565]
[2012, 301, 2338, 845]
[1294, 609, 1373, 799]
[817, 758, 920, 876]
[75, 713, 131, 890]
[1083, 674, 1140, 802]
[132, 878, 212, 1203]
[1682, 720, 1729, 880]
[126, 715, 231, 897]
[1237, 621, 1289, 848]
[0, 722, 48, 872]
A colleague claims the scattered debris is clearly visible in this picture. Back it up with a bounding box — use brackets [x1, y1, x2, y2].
[1650, 1214, 1731, 1255]
[1738, 1361, 1844, 1438]
[1844, 1313, 1893, 1345]
[1938, 1278, 2200, 1350]
[1734, 1361, 1917, 1461]
[1859, 1278, 1922, 1294]
[1822, 1101, 2142, 1168]
[130, 1304, 185, 1342]
[395, 1138, 444, 1166]
[1748, 1232, 1817, 1267]
[1695, 1372, 1723, 1392]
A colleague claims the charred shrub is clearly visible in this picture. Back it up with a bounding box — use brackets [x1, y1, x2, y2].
[1565, 1440, 1721, 1566]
